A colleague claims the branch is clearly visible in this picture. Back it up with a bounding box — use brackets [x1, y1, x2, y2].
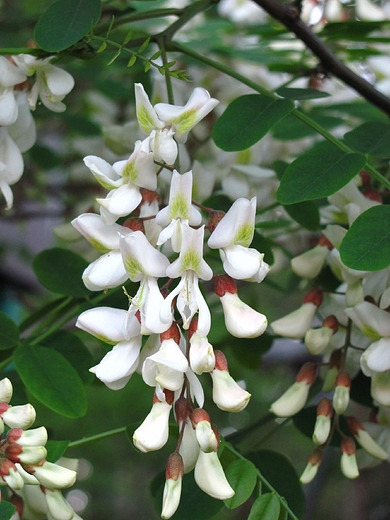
[251, 0, 390, 117]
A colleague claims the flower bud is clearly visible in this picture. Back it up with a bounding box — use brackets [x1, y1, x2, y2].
[215, 277, 267, 338]
[5, 444, 47, 465]
[161, 453, 184, 519]
[194, 450, 234, 500]
[271, 290, 322, 339]
[189, 332, 215, 375]
[7, 426, 48, 447]
[0, 378, 13, 403]
[305, 315, 338, 355]
[340, 437, 359, 479]
[346, 416, 387, 460]
[313, 398, 333, 445]
[322, 349, 342, 393]
[0, 459, 24, 490]
[333, 372, 351, 415]
[210, 351, 251, 412]
[28, 460, 77, 489]
[270, 363, 317, 417]
[192, 409, 218, 453]
[2, 404, 36, 430]
[208, 210, 225, 234]
[371, 372, 390, 407]
[300, 449, 323, 484]
[179, 421, 200, 473]
[46, 489, 76, 520]
[133, 395, 173, 453]
[291, 240, 332, 279]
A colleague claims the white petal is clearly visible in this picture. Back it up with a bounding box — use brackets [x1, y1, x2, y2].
[211, 370, 250, 412]
[154, 88, 219, 143]
[221, 245, 265, 280]
[208, 197, 256, 249]
[143, 277, 172, 334]
[83, 155, 123, 189]
[0, 128, 24, 185]
[133, 401, 171, 452]
[45, 65, 74, 97]
[0, 88, 19, 126]
[366, 338, 390, 372]
[271, 303, 316, 339]
[194, 451, 234, 500]
[82, 251, 128, 291]
[32, 461, 76, 489]
[186, 367, 204, 408]
[142, 338, 188, 390]
[0, 56, 27, 87]
[220, 292, 268, 338]
[92, 337, 142, 388]
[76, 307, 136, 344]
[345, 301, 390, 340]
[291, 245, 330, 279]
[135, 83, 164, 134]
[71, 213, 127, 251]
[119, 231, 170, 280]
[97, 183, 142, 218]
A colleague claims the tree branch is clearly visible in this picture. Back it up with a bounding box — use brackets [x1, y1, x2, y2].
[252, 0, 390, 117]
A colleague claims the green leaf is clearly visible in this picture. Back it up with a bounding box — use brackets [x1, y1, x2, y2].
[275, 87, 330, 100]
[33, 248, 90, 297]
[272, 113, 343, 141]
[224, 459, 258, 509]
[45, 439, 70, 462]
[127, 55, 137, 67]
[276, 142, 366, 204]
[138, 36, 151, 53]
[213, 94, 293, 151]
[248, 450, 305, 519]
[248, 493, 280, 520]
[14, 345, 87, 418]
[339, 205, 390, 271]
[0, 312, 19, 350]
[0, 502, 16, 520]
[34, 0, 101, 52]
[344, 122, 390, 157]
[41, 330, 94, 384]
[284, 201, 320, 231]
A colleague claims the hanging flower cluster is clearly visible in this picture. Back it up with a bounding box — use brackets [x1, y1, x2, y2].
[0, 378, 81, 520]
[0, 54, 74, 209]
[74, 83, 269, 517]
[268, 178, 390, 482]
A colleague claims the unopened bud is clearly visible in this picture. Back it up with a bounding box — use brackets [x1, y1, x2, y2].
[346, 416, 387, 460]
[340, 437, 359, 479]
[175, 397, 189, 427]
[322, 350, 342, 392]
[193, 409, 218, 453]
[0, 378, 13, 404]
[194, 450, 234, 500]
[140, 188, 160, 205]
[313, 398, 333, 445]
[271, 299, 319, 339]
[333, 372, 351, 415]
[5, 444, 47, 465]
[300, 449, 323, 484]
[7, 426, 48, 447]
[363, 188, 382, 203]
[214, 275, 237, 298]
[218, 291, 267, 338]
[189, 332, 215, 375]
[211, 351, 251, 412]
[162, 454, 184, 519]
[291, 245, 330, 279]
[270, 363, 316, 417]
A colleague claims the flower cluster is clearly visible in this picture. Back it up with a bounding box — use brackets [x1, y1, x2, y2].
[0, 378, 81, 519]
[74, 83, 269, 517]
[0, 54, 74, 209]
[268, 177, 390, 482]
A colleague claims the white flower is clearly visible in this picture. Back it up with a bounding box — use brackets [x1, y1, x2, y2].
[160, 225, 212, 335]
[156, 170, 202, 252]
[194, 450, 234, 500]
[72, 213, 130, 291]
[13, 54, 74, 112]
[31, 461, 77, 489]
[0, 128, 24, 209]
[208, 197, 269, 282]
[76, 306, 142, 390]
[142, 337, 188, 392]
[135, 83, 219, 164]
[133, 394, 173, 452]
[120, 230, 171, 334]
[211, 351, 251, 412]
[0, 56, 27, 126]
[189, 332, 215, 375]
[162, 453, 184, 520]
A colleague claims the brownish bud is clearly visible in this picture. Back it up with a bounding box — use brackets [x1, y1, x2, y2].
[317, 398, 333, 418]
[296, 362, 317, 385]
[322, 315, 338, 334]
[160, 323, 181, 345]
[213, 350, 229, 372]
[318, 236, 333, 250]
[208, 210, 225, 234]
[346, 416, 363, 437]
[335, 371, 351, 389]
[341, 437, 356, 456]
[303, 289, 323, 308]
[166, 452, 184, 481]
[123, 217, 145, 234]
[214, 275, 237, 298]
